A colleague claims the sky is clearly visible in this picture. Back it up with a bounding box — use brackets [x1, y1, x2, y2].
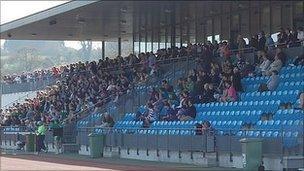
[0, 1, 102, 50]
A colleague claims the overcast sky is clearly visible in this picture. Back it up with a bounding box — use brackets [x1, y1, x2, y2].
[0, 1, 102, 50]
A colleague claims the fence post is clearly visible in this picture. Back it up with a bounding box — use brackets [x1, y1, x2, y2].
[229, 129, 233, 162]
[146, 128, 149, 156]
[190, 133, 193, 160]
[178, 129, 181, 159]
[136, 129, 139, 155]
[156, 129, 159, 157]
[173, 59, 176, 81]
[167, 128, 170, 158]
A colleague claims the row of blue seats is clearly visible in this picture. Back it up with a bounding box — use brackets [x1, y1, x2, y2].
[196, 114, 260, 123]
[276, 109, 304, 115]
[241, 90, 299, 102]
[242, 73, 304, 85]
[274, 110, 304, 120]
[122, 113, 136, 121]
[151, 120, 196, 129]
[229, 130, 301, 148]
[135, 85, 153, 91]
[235, 130, 300, 139]
[196, 100, 280, 108]
[77, 120, 89, 127]
[195, 100, 280, 112]
[280, 65, 304, 74]
[114, 121, 143, 130]
[137, 129, 195, 136]
[197, 110, 263, 116]
[245, 81, 304, 92]
[255, 120, 303, 131]
[3, 127, 21, 132]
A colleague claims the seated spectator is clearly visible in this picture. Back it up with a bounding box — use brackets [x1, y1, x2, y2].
[161, 80, 173, 93]
[201, 121, 214, 135]
[210, 69, 221, 87]
[297, 27, 304, 43]
[136, 102, 158, 127]
[294, 92, 304, 110]
[257, 31, 266, 52]
[256, 51, 271, 76]
[220, 81, 238, 102]
[265, 33, 275, 50]
[176, 100, 196, 121]
[258, 70, 280, 92]
[177, 91, 189, 108]
[198, 83, 215, 103]
[99, 112, 115, 128]
[276, 48, 287, 66]
[177, 78, 186, 94]
[160, 101, 178, 121]
[264, 53, 283, 76]
[293, 53, 304, 66]
[185, 76, 195, 95]
[231, 67, 243, 92]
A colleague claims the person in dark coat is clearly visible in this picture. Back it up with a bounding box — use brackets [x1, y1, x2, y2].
[231, 67, 243, 92]
[257, 31, 266, 51]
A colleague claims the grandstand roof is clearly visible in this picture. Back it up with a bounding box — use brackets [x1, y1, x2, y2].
[0, 1, 132, 41]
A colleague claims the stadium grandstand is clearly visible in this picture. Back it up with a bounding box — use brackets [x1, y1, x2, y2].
[0, 1, 303, 171]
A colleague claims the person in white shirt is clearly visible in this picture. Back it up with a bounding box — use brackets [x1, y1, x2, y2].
[264, 54, 283, 76]
[297, 27, 304, 42]
[14, 76, 21, 84]
[256, 51, 271, 76]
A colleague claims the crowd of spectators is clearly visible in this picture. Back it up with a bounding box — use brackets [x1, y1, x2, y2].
[1, 67, 60, 84]
[1, 27, 303, 129]
[0, 43, 225, 128]
[135, 28, 303, 127]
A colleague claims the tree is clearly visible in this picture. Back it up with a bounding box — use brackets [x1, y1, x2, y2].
[17, 48, 39, 72]
[80, 41, 92, 61]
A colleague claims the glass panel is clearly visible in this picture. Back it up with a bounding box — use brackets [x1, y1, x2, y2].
[105, 41, 118, 59]
[147, 42, 152, 52]
[140, 42, 145, 53]
[160, 42, 165, 49]
[153, 42, 158, 53]
[134, 42, 140, 55]
[121, 39, 132, 57]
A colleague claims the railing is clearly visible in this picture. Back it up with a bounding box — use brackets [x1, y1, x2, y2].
[0, 125, 302, 169]
[76, 126, 303, 166]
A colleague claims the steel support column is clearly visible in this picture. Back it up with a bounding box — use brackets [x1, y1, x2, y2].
[102, 41, 105, 60]
[118, 37, 121, 56]
[170, 2, 176, 48]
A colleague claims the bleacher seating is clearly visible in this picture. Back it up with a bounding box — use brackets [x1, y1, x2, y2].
[78, 63, 304, 149]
